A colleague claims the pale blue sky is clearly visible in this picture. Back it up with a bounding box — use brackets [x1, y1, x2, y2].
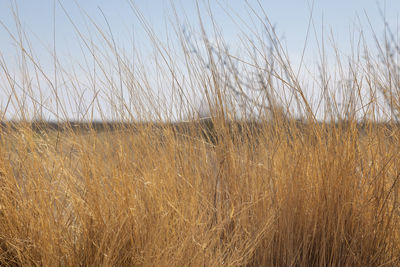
[0, 1, 399, 121]
[1, 1, 399, 65]
[0, 1, 398, 51]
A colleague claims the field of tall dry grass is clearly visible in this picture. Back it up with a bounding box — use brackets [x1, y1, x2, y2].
[0, 2, 400, 266]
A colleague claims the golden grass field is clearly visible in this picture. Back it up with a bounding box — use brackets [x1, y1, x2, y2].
[0, 120, 399, 266]
[0, 2, 400, 266]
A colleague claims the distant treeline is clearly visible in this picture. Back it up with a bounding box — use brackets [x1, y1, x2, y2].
[0, 119, 265, 133]
[0, 119, 398, 137]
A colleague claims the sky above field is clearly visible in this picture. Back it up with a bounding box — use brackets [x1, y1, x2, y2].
[0, 1, 398, 56]
[0, 0, 399, 121]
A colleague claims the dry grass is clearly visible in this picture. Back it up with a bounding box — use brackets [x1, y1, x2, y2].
[0, 1, 400, 266]
[0, 121, 399, 266]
